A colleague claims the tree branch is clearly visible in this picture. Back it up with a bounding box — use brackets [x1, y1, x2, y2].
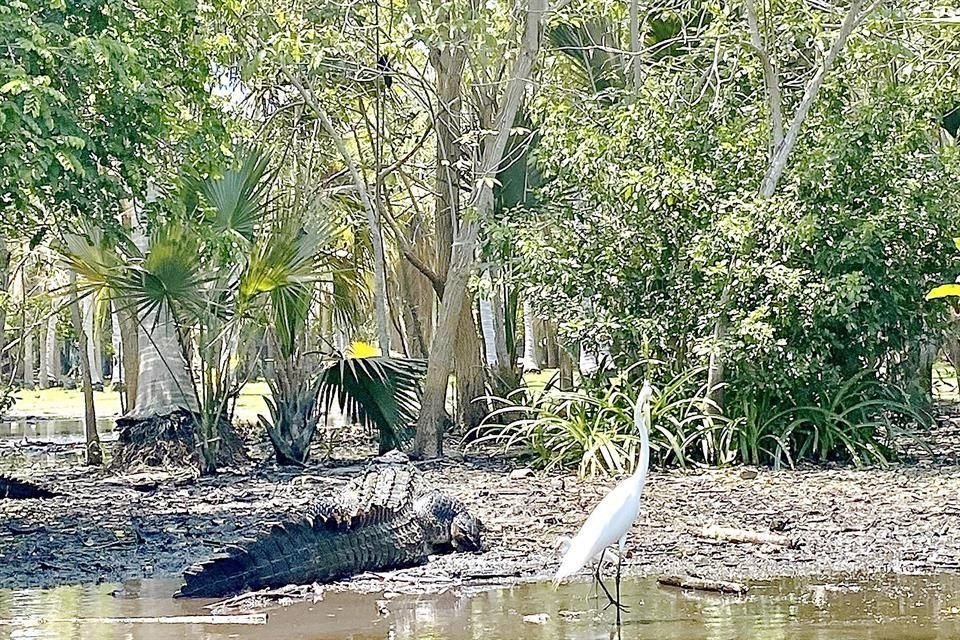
[760, 0, 874, 197]
[379, 205, 445, 298]
[283, 69, 393, 354]
[745, 0, 784, 156]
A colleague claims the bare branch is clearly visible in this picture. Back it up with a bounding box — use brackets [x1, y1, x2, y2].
[760, 0, 875, 197]
[746, 0, 784, 156]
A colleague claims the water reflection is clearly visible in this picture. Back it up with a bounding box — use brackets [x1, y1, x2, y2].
[0, 419, 115, 445]
[2, 574, 960, 640]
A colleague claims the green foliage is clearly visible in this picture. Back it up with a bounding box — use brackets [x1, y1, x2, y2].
[470, 362, 723, 476]
[729, 371, 931, 468]
[318, 357, 426, 454]
[1, 0, 227, 238]
[514, 1, 959, 466]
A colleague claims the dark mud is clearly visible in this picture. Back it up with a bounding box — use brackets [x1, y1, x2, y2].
[2, 414, 960, 597]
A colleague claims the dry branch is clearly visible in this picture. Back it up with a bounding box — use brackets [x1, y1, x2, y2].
[658, 575, 748, 594]
[699, 524, 796, 548]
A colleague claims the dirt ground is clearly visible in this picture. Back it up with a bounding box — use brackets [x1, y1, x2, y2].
[2, 410, 960, 599]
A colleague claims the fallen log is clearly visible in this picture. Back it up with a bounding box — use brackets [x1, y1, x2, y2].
[698, 525, 796, 548]
[657, 575, 748, 595]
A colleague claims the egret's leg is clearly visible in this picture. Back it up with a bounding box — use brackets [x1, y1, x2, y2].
[603, 537, 629, 618]
[591, 549, 607, 600]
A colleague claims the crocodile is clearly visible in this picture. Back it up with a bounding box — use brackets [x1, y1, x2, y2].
[176, 464, 483, 598]
[0, 474, 58, 499]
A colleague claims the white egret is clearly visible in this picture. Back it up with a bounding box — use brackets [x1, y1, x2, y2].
[554, 381, 654, 621]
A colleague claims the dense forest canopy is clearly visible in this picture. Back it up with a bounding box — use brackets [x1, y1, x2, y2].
[1, 0, 959, 474]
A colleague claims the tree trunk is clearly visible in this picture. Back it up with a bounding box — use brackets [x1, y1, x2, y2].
[69, 274, 102, 466]
[544, 320, 559, 368]
[113, 303, 243, 471]
[37, 319, 48, 389]
[455, 293, 487, 434]
[488, 274, 520, 396]
[521, 298, 540, 372]
[45, 312, 59, 385]
[117, 304, 139, 410]
[479, 297, 499, 368]
[81, 295, 103, 389]
[414, 0, 547, 458]
[22, 327, 34, 390]
[559, 346, 574, 390]
[0, 238, 7, 379]
[110, 301, 123, 388]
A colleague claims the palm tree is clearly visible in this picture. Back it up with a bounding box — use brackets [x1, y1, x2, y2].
[62, 148, 426, 472]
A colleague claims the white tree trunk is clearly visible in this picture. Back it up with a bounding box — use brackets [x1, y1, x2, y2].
[38, 320, 48, 389]
[23, 327, 35, 389]
[45, 312, 59, 385]
[579, 344, 599, 376]
[522, 298, 540, 372]
[110, 302, 123, 387]
[126, 197, 198, 419]
[479, 298, 500, 367]
[128, 303, 199, 418]
[81, 296, 103, 387]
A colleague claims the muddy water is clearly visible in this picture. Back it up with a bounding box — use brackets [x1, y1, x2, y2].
[0, 418, 115, 444]
[0, 418, 116, 469]
[1, 574, 959, 640]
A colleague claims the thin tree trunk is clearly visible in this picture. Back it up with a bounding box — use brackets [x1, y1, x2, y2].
[559, 346, 574, 390]
[110, 302, 123, 388]
[38, 318, 48, 389]
[23, 327, 34, 390]
[69, 275, 102, 466]
[81, 295, 103, 389]
[629, 0, 641, 88]
[45, 312, 59, 385]
[0, 238, 7, 379]
[118, 305, 139, 410]
[488, 274, 520, 395]
[414, 0, 547, 458]
[522, 298, 540, 372]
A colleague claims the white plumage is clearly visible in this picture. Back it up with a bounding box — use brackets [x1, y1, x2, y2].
[554, 382, 653, 585]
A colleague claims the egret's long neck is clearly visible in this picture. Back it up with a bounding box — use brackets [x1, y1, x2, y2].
[633, 399, 650, 481]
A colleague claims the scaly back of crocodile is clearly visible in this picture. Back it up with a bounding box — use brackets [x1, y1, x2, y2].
[175, 466, 428, 598]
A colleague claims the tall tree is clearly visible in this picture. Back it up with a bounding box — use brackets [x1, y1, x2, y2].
[414, 0, 550, 457]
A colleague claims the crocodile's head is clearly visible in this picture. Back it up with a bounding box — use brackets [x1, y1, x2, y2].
[451, 512, 484, 552]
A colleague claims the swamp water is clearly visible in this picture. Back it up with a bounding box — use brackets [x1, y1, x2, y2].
[0, 418, 116, 469]
[2, 574, 960, 640]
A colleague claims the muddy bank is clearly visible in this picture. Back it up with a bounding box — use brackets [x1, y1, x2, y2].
[2, 416, 960, 596]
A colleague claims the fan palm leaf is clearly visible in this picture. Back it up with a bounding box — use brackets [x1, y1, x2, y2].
[317, 356, 426, 453]
[186, 146, 275, 243]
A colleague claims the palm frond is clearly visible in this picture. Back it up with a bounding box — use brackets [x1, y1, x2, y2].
[139, 220, 206, 317]
[317, 356, 426, 453]
[547, 19, 625, 94]
[187, 147, 275, 243]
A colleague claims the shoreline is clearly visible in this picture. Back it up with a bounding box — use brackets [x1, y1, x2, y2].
[2, 418, 960, 596]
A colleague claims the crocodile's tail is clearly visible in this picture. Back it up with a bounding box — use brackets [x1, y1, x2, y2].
[176, 466, 428, 598]
[0, 474, 58, 499]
